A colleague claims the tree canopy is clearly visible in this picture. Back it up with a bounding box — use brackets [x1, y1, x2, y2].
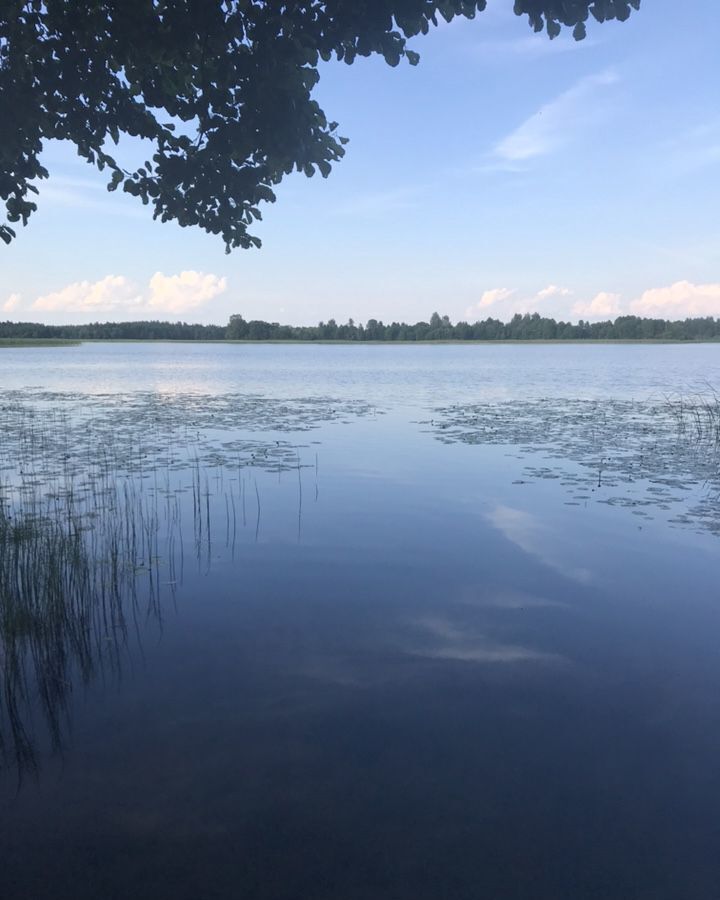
[1, 1, 640, 249]
[3, 309, 720, 344]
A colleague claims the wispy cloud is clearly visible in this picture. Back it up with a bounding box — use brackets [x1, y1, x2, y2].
[664, 120, 720, 174]
[466, 33, 599, 63]
[27, 271, 227, 318]
[462, 159, 529, 177]
[494, 69, 620, 162]
[335, 184, 425, 217]
[37, 175, 146, 219]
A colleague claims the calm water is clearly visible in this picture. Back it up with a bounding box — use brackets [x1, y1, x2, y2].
[2, 342, 720, 899]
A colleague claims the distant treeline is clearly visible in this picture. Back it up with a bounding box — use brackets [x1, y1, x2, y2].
[2, 312, 720, 342]
[0, 320, 227, 340]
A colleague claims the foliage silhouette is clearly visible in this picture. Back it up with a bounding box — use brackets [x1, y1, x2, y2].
[1, 1, 640, 248]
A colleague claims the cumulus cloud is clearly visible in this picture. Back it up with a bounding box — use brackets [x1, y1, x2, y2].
[494, 69, 619, 162]
[465, 287, 515, 318]
[462, 281, 720, 323]
[478, 287, 515, 308]
[3, 293, 21, 314]
[537, 284, 571, 300]
[465, 284, 572, 320]
[27, 271, 227, 318]
[148, 271, 227, 314]
[629, 281, 720, 318]
[33, 275, 143, 313]
[572, 291, 622, 319]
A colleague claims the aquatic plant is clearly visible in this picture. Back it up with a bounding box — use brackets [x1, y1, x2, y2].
[426, 390, 720, 536]
[0, 473, 168, 778]
[0, 387, 358, 780]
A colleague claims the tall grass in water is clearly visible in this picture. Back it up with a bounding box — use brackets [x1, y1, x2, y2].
[0, 477, 172, 780]
[0, 390, 315, 781]
[665, 388, 720, 449]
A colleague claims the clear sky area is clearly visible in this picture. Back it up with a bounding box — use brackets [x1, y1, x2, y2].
[3, 0, 719, 326]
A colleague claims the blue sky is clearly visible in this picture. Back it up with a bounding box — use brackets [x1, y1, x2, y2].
[3, 0, 719, 326]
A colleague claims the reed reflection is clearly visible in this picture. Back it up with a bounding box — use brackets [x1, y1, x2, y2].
[0, 391, 328, 782]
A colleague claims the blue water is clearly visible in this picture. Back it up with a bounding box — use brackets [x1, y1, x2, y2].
[1, 342, 720, 899]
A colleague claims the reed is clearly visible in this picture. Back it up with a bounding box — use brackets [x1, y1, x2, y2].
[0, 387, 322, 780]
[665, 388, 720, 449]
[0, 474, 170, 779]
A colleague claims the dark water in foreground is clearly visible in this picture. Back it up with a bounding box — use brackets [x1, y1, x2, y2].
[2, 343, 720, 899]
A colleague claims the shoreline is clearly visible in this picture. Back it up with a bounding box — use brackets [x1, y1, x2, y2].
[3, 337, 720, 348]
[62, 337, 720, 346]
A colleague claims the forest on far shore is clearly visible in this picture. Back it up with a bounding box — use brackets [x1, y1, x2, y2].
[2, 312, 720, 343]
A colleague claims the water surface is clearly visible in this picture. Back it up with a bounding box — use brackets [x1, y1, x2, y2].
[1, 342, 720, 900]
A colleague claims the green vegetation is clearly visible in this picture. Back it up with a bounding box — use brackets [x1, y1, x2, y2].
[430, 391, 720, 533]
[1, 1, 639, 248]
[2, 309, 720, 343]
[225, 311, 720, 342]
[0, 337, 80, 347]
[0, 320, 226, 341]
[0, 486, 161, 776]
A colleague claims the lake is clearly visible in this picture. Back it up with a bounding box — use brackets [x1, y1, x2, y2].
[2, 342, 720, 899]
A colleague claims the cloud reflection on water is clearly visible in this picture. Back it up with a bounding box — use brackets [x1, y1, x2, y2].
[486, 504, 594, 584]
[409, 615, 563, 665]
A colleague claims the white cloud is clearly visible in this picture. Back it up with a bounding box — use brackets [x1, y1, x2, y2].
[465, 287, 515, 318]
[494, 69, 619, 162]
[466, 33, 597, 63]
[465, 284, 572, 320]
[33, 275, 143, 313]
[629, 281, 720, 318]
[3, 293, 21, 314]
[37, 175, 146, 220]
[460, 281, 720, 324]
[335, 184, 424, 217]
[28, 271, 227, 318]
[537, 284, 571, 300]
[478, 286, 515, 308]
[147, 271, 227, 314]
[465, 159, 529, 176]
[572, 291, 622, 319]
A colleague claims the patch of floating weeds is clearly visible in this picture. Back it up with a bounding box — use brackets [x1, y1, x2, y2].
[0, 390, 375, 482]
[423, 394, 720, 537]
[0, 389, 376, 781]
